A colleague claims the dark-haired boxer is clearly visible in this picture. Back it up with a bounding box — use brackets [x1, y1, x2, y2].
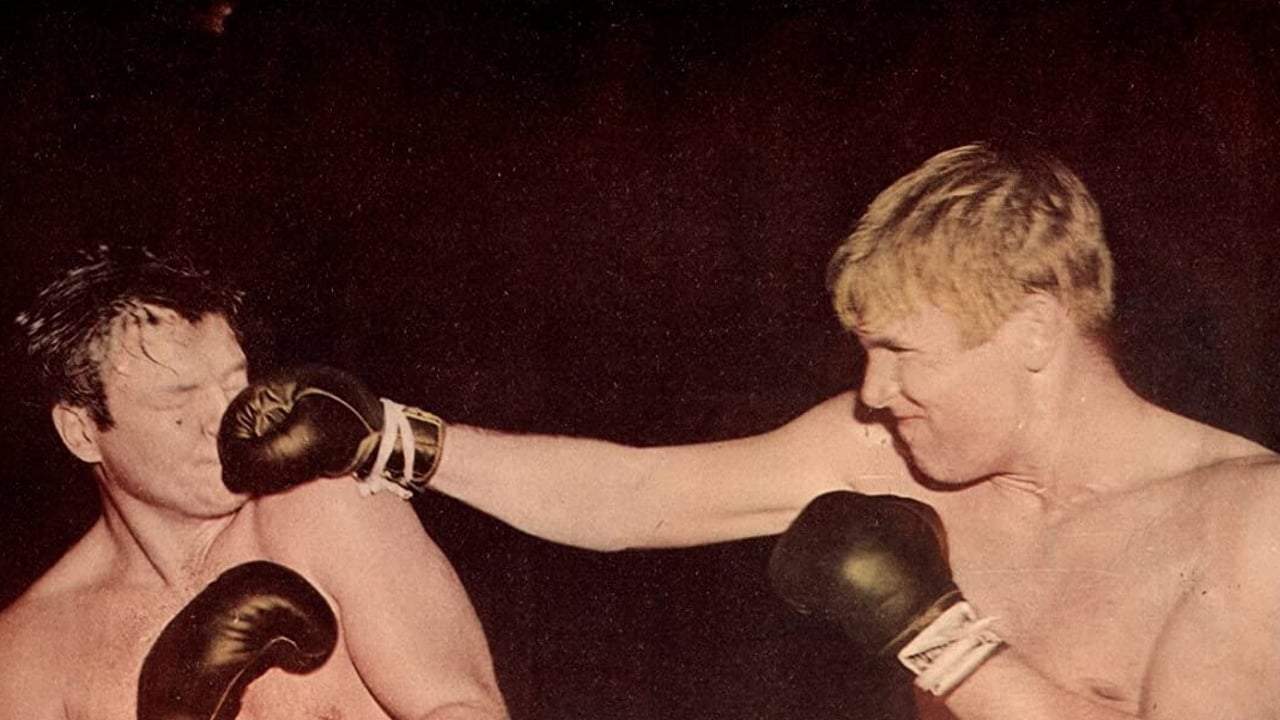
[0, 247, 506, 720]
[235, 144, 1280, 718]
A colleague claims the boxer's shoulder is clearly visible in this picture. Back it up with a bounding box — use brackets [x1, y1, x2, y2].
[0, 577, 81, 714]
[1172, 445, 1280, 587]
[776, 391, 906, 471]
[790, 391, 877, 436]
[243, 476, 441, 581]
[248, 475, 418, 534]
[1138, 414, 1276, 502]
[1205, 452, 1280, 522]
[3, 521, 118, 619]
[1184, 435, 1280, 507]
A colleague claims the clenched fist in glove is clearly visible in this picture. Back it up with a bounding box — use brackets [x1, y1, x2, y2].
[218, 365, 445, 498]
[136, 561, 338, 720]
[769, 491, 1003, 696]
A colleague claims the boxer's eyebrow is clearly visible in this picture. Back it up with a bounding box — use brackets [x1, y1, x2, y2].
[856, 331, 914, 351]
[157, 381, 200, 396]
[158, 359, 247, 395]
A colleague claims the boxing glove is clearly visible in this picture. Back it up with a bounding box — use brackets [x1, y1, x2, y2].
[136, 561, 338, 720]
[768, 491, 1002, 696]
[218, 365, 444, 497]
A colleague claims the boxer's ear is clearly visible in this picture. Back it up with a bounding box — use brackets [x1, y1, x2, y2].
[52, 403, 103, 463]
[1015, 292, 1065, 373]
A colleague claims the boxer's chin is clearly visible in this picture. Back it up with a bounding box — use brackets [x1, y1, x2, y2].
[198, 463, 249, 511]
[212, 487, 253, 518]
[900, 445, 976, 487]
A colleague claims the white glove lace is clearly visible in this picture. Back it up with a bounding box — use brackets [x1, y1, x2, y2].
[896, 601, 1003, 696]
[355, 399, 417, 500]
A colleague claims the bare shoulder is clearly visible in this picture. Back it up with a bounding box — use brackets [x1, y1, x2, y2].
[249, 475, 418, 526]
[247, 477, 441, 565]
[774, 391, 889, 443]
[2, 524, 113, 629]
[1192, 432, 1280, 504]
[0, 577, 77, 715]
[241, 479, 476, 642]
[1159, 415, 1279, 525]
[764, 391, 909, 483]
[0, 588, 58, 650]
[1190, 448, 1280, 583]
[236, 481, 503, 716]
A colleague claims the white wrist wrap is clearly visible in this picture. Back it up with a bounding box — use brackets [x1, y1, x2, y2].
[896, 601, 1002, 696]
[355, 399, 444, 499]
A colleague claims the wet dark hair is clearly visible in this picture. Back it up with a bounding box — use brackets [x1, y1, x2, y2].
[15, 245, 246, 428]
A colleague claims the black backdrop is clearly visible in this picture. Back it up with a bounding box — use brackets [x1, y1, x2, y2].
[2, 2, 1278, 718]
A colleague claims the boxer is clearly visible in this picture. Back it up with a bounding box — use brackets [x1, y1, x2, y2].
[229, 144, 1280, 718]
[0, 246, 507, 720]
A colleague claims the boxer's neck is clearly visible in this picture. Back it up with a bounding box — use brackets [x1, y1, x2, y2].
[990, 344, 1159, 511]
[95, 480, 240, 590]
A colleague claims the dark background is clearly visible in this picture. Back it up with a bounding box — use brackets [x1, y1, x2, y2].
[1, 1, 1278, 718]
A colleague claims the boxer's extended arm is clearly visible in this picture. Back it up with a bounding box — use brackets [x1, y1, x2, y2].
[431, 392, 912, 550]
[219, 368, 911, 550]
[255, 478, 507, 720]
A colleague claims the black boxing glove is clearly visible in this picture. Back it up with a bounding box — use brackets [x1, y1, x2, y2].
[768, 491, 1002, 696]
[136, 561, 338, 720]
[218, 365, 445, 497]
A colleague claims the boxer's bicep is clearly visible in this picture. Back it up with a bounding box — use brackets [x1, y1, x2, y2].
[257, 480, 507, 719]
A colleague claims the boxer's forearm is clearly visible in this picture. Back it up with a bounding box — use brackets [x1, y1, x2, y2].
[942, 651, 1137, 720]
[430, 424, 819, 550]
[430, 425, 663, 550]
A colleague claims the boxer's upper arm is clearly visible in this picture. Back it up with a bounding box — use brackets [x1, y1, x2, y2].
[256, 480, 507, 719]
[618, 391, 912, 547]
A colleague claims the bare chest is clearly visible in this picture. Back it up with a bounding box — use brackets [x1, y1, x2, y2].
[61, 587, 385, 720]
[945, 501, 1203, 709]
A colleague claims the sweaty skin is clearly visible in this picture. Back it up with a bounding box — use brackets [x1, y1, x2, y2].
[430, 300, 1280, 719]
[0, 311, 506, 720]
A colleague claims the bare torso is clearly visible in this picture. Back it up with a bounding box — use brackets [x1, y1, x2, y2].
[4, 503, 394, 720]
[896, 438, 1276, 717]
[934, 476, 1202, 712]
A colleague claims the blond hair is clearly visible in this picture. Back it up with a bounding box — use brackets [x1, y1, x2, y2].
[828, 143, 1113, 346]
